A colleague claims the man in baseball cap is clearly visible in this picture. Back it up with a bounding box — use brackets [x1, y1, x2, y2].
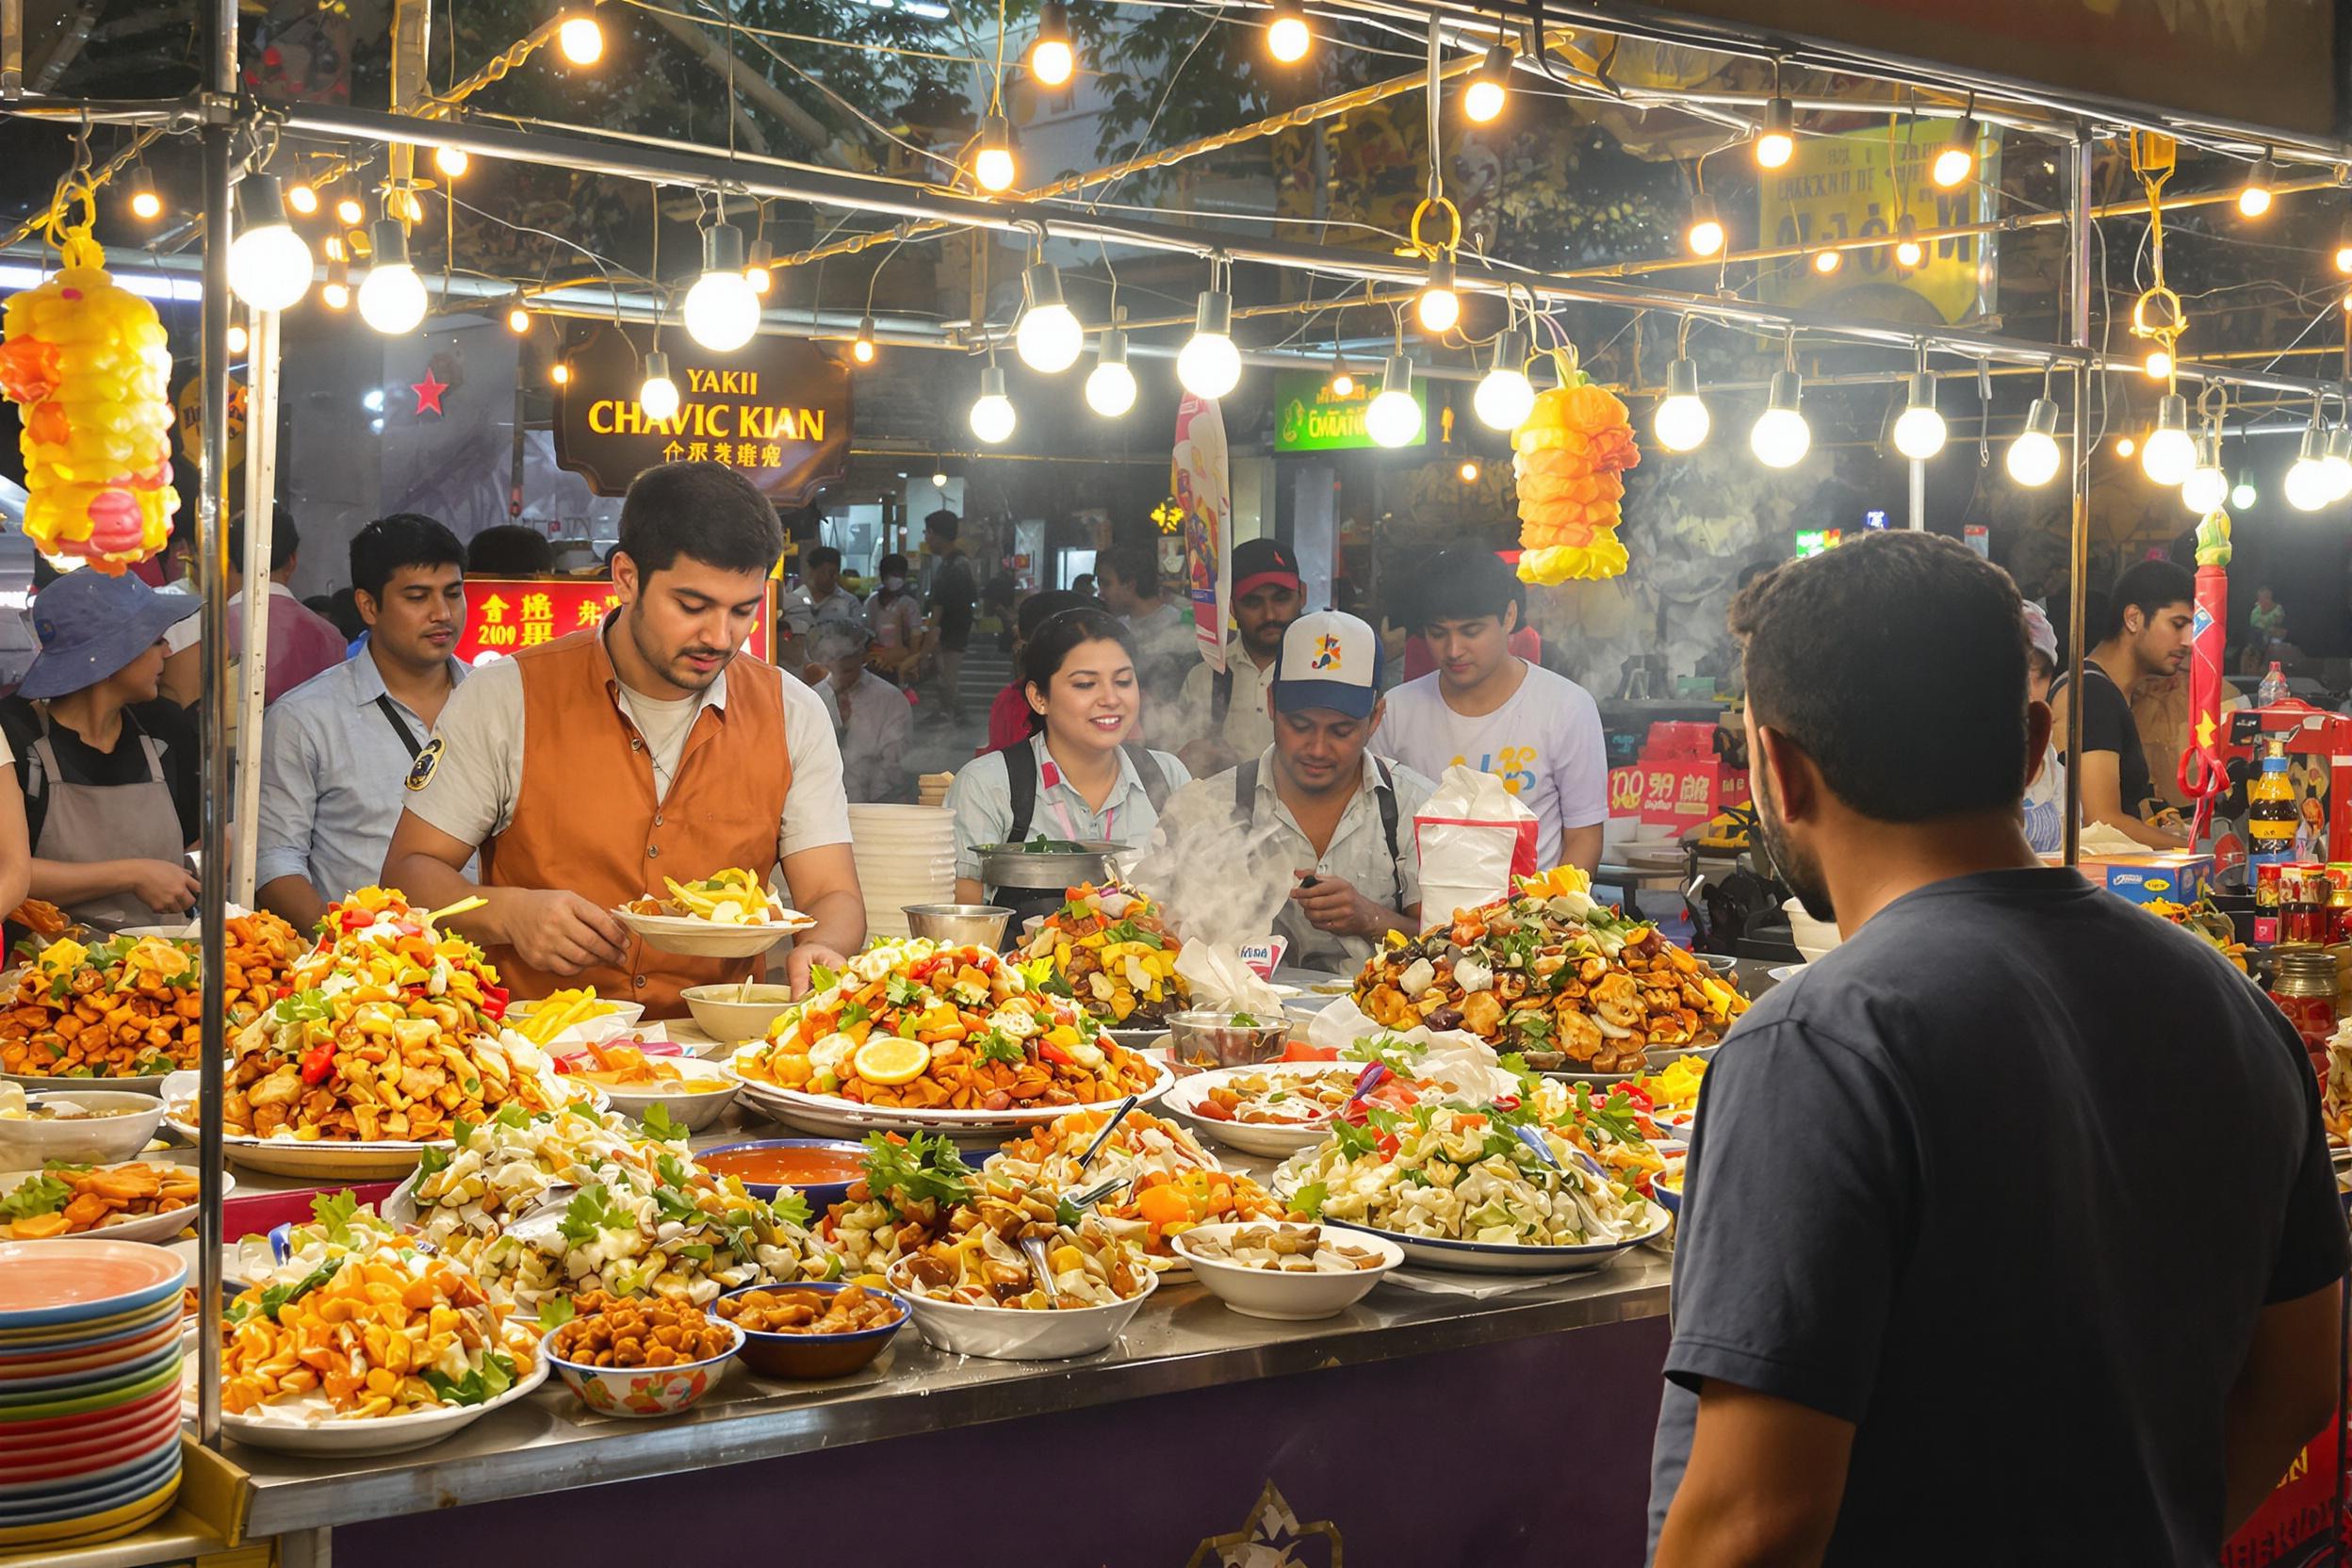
[1169, 537, 1306, 775]
[1138, 610, 1436, 970]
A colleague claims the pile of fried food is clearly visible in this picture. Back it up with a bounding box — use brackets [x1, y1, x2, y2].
[890, 1176, 1152, 1311]
[220, 887, 573, 1142]
[731, 939, 1160, 1112]
[717, 1283, 904, 1336]
[1353, 867, 1744, 1072]
[547, 1291, 736, 1369]
[988, 1105, 1289, 1267]
[0, 913, 302, 1080]
[1012, 884, 1190, 1029]
[626, 869, 787, 925]
[0, 1159, 197, 1239]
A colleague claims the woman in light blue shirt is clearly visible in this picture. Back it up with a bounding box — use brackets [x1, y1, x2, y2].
[948, 607, 1188, 917]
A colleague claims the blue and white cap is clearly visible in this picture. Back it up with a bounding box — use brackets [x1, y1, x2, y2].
[1272, 610, 1383, 720]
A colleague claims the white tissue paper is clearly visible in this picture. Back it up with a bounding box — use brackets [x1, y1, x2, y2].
[1175, 940, 1288, 1015]
[1413, 765, 1541, 928]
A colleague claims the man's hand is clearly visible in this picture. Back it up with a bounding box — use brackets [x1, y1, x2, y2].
[1289, 870, 1387, 938]
[787, 941, 850, 997]
[126, 860, 200, 914]
[500, 889, 629, 975]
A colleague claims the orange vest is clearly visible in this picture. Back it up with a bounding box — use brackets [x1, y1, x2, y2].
[482, 628, 793, 1018]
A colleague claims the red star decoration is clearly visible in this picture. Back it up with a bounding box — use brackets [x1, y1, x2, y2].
[411, 370, 449, 416]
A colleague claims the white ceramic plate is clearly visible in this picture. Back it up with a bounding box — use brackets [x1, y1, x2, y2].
[1313, 1205, 1671, 1275]
[1156, 1060, 1368, 1160]
[0, 1091, 167, 1166]
[613, 908, 813, 959]
[159, 1072, 607, 1181]
[886, 1262, 1155, 1361]
[590, 1069, 741, 1133]
[2, 1070, 175, 1098]
[0, 1166, 231, 1246]
[192, 1348, 550, 1457]
[725, 1054, 1173, 1138]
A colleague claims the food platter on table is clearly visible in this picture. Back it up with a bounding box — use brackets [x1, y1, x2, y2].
[727, 1054, 1174, 1139]
[1284, 1197, 1670, 1275]
[0, 1160, 231, 1245]
[160, 1070, 608, 1180]
[185, 1348, 551, 1458]
[1158, 1059, 1383, 1159]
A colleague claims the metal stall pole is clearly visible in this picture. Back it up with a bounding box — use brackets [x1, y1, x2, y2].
[193, 0, 237, 1450]
[2062, 132, 2093, 872]
[233, 310, 280, 906]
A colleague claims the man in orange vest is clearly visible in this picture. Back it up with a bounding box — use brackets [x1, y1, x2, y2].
[384, 462, 864, 1015]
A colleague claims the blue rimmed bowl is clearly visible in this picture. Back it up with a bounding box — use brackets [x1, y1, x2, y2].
[717, 1281, 907, 1380]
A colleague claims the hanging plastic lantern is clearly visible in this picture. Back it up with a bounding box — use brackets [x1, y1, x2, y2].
[0, 200, 177, 572]
[1511, 345, 1640, 584]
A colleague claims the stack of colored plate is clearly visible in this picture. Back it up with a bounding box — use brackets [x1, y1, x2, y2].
[0, 1239, 188, 1551]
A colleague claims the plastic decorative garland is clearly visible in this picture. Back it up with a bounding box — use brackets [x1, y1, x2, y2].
[1512, 345, 1639, 585]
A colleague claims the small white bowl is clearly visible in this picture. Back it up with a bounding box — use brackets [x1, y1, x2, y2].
[505, 999, 646, 1049]
[0, 1092, 167, 1166]
[679, 984, 799, 1045]
[1171, 1223, 1403, 1320]
[886, 1261, 1156, 1361]
[586, 1064, 743, 1132]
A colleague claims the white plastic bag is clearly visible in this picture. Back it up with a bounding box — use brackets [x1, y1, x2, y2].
[1413, 764, 1540, 927]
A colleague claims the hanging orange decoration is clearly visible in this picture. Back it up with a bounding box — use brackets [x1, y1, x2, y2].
[0, 188, 178, 573]
[1511, 345, 1639, 585]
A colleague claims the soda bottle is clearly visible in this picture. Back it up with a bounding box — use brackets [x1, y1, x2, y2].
[2248, 737, 2297, 865]
[2259, 662, 2290, 706]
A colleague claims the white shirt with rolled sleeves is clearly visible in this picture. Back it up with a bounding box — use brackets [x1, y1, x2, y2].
[816, 670, 912, 804]
[400, 640, 853, 864]
[1370, 663, 1608, 870]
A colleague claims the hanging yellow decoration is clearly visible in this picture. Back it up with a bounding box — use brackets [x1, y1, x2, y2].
[1512, 346, 1639, 584]
[0, 188, 178, 573]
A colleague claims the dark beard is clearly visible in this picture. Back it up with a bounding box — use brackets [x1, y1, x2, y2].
[1754, 762, 1835, 924]
[627, 607, 730, 693]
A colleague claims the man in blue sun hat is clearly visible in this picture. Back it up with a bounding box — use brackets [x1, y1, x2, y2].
[1137, 610, 1435, 970]
[0, 570, 204, 927]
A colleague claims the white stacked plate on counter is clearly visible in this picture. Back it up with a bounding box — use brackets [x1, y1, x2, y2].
[850, 804, 956, 941]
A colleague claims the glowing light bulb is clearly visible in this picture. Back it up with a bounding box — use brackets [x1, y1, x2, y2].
[126, 167, 163, 221]
[320, 278, 350, 312]
[1686, 192, 1723, 258]
[638, 351, 680, 423]
[1462, 45, 1511, 124]
[1811, 249, 1841, 275]
[1177, 288, 1241, 400]
[2335, 221, 2352, 275]
[1328, 357, 1355, 398]
[682, 224, 760, 351]
[2005, 398, 2061, 486]
[851, 315, 876, 366]
[1754, 97, 1795, 171]
[1014, 262, 1083, 374]
[2144, 348, 2173, 381]
[2115, 435, 2135, 458]
[433, 145, 469, 179]
[1471, 329, 1533, 432]
[1891, 372, 1945, 460]
[225, 323, 249, 354]
[2322, 426, 2352, 500]
[1266, 2, 1310, 64]
[550, 362, 571, 386]
[744, 238, 774, 297]
[507, 303, 529, 334]
[2286, 426, 2332, 511]
[973, 113, 1017, 194]
[2139, 394, 2197, 486]
[970, 364, 1017, 444]
[1893, 215, 1922, 269]
[1029, 1, 1075, 87]
[2180, 434, 2229, 513]
[1364, 355, 1423, 448]
[557, 13, 603, 65]
[1086, 329, 1137, 417]
[1750, 370, 1809, 468]
[2232, 477, 2258, 509]
[1458, 460, 1481, 483]
[930, 471, 949, 489]
[1931, 116, 1977, 189]
[227, 174, 312, 311]
[1653, 356, 1710, 452]
[1416, 254, 1460, 335]
[284, 181, 318, 217]
[2237, 156, 2276, 220]
[355, 219, 427, 335]
[335, 195, 365, 227]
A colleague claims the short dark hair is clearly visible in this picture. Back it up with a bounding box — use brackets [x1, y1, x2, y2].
[319, 586, 367, 642]
[228, 511, 299, 575]
[923, 509, 960, 543]
[1731, 531, 2029, 822]
[804, 544, 841, 572]
[1100, 542, 1158, 596]
[1016, 589, 1092, 643]
[1418, 548, 1518, 627]
[466, 524, 556, 577]
[616, 461, 784, 580]
[877, 554, 909, 580]
[1021, 606, 1135, 734]
[2095, 558, 2195, 644]
[350, 513, 465, 603]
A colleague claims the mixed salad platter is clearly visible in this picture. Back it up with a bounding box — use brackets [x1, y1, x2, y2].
[1010, 884, 1191, 1032]
[985, 1105, 1290, 1272]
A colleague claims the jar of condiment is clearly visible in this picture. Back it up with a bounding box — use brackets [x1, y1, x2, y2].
[2268, 947, 2338, 1078]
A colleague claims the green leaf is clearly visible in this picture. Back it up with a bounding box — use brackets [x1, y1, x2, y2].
[416, 1144, 452, 1181]
[883, 973, 921, 1007]
[677, 1243, 714, 1263]
[536, 1296, 576, 1333]
[258, 1261, 337, 1323]
[841, 1002, 872, 1028]
[0, 1173, 72, 1220]
[638, 1102, 688, 1144]
[449, 1116, 476, 1149]
[423, 1351, 516, 1407]
[1230, 1012, 1259, 1028]
[1292, 1182, 1327, 1216]
[858, 1130, 972, 1214]
[310, 1191, 361, 1245]
[1331, 1118, 1380, 1159]
[558, 1184, 622, 1246]
[809, 963, 840, 991]
[766, 1189, 811, 1229]
[972, 1030, 1025, 1068]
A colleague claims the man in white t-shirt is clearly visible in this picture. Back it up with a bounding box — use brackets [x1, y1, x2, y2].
[1372, 548, 1607, 875]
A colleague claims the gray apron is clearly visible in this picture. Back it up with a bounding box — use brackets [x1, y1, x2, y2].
[29, 706, 188, 930]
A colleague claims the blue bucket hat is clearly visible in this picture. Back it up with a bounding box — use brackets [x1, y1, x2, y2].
[19, 572, 202, 699]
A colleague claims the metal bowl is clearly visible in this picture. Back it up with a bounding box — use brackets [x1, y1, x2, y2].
[972, 842, 1120, 891]
[1166, 1010, 1292, 1070]
[902, 904, 1014, 949]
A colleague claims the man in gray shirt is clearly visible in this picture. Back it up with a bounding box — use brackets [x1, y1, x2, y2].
[257, 514, 468, 929]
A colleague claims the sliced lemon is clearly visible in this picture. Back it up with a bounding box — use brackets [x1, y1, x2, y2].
[853, 1035, 930, 1086]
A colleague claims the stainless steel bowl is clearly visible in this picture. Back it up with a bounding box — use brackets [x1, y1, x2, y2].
[1166, 1009, 1292, 1070]
[902, 903, 1014, 948]
[972, 842, 1120, 891]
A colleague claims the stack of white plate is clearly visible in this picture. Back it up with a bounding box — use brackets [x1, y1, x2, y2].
[851, 804, 956, 940]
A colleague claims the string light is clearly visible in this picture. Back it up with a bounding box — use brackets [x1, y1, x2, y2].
[2286, 420, 2332, 511]
[1086, 324, 1137, 417]
[283, 180, 318, 217]
[225, 323, 249, 355]
[1013, 260, 1083, 373]
[1754, 97, 1795, 171]
[1415, 253, 1460, 335]
[638, 350, 680, 423]
[1365, 355, 1423, 448]
[506, 302, 530, 334]
[1176, 284, 1240, 400]
[1893, 214, 1922, 270]
[744, 238, 775, 297]
[557, 12, 604, 66]
[2334, 219, 2352, 275]
[1472, 329, 1534, 431]
[2237, 155, 2276, 220]
[1810, 249, 1841, 275]
[2005, 396, 2061, 487]
[1653, 356, 1710, 452]
[1458, 459, 1481, 483]
[2140, 394, 2197, 486]
[226, 173, 313, 312]
[970, 360, 1017, 444]
[1685, 192, 1724, 259]
[846, 315, 875, 366]
[1462, 44, 1511, 125]
[2144, 348, 2173, 380]
[2322, 424, 2352, 501]
[1328, 355, 1355, 398]
[1750, 370, 1810, 468]
[335, 194, 365, 227]
[930, 470, 949, 489]
[125, 167, 162, 222]
[320, 258, 351, 312]
[1266, 1, 1311, 64]
[357, 217, 428, 335]
[2115, 434, 2136, 458]
[2180, 433, 2229, 513]
[2232, 473, 2259, 509]
[973, 113, 1017, 194]
[1931, 115, 1978, 189]
[433, 145, 469, 179]
[1028, 1, 1075, 88]
[1891, 371, 1946, 460]
[682, 222, 760, 351]
[550, 361, 571, 386]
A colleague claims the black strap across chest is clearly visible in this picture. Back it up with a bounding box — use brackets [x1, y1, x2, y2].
[1233, 755, 1405, 912]
[372, 694, 423, 760]
[999, 741, 1172, 846]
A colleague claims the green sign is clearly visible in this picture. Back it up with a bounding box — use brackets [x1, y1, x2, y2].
[1273, 369, 1427, 452]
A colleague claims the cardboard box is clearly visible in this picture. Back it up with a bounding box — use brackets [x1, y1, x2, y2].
[2066, 852, 2214, 906]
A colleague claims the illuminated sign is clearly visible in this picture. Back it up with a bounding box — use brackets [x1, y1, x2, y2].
[454, 577, 772, 665]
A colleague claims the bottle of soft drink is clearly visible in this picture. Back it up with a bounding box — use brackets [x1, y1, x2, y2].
[2259, 662, 2289, 707]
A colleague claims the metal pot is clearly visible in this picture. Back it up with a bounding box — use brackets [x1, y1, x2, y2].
[973, 841, 1120, 891]
[1166, 1010, 1292, 1070]
[902, 904, 1014, 949]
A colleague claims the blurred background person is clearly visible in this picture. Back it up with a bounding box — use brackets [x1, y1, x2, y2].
[1098, 541, 1196, 725]
[810, 620, 911, 804]
[866, 553, 926, 683]
[988, 590, 1090, 753]
[466, 524, 558, 578]
[923, 510, 978, 723]
[1172, 540, 1306, 776]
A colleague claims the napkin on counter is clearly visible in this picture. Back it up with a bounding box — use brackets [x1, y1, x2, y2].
[2075, 822, 2155, 856]
[1175, 941, 1288, 1015]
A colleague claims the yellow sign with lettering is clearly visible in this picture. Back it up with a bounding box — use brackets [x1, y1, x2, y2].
[1755, 123, 1998, 325]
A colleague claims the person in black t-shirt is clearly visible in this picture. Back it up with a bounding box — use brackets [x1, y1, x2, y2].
[1647, 533, 2346, 1566]
[2050, 556, 2193, 849]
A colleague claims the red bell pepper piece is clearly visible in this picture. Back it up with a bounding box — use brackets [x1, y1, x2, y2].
[1491, 1094, 1521, 1113]
[1375, 1131, 1401, 1159]
[299, 1042, 336, 1085]
[482, 985, 509, 1021]
[1038, 1040, 1076, 1067]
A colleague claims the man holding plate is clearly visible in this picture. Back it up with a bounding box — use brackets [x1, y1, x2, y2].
[384, 461, 865, 1014]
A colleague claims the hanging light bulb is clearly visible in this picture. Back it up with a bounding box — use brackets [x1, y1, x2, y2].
[550, 361, 571, 386]
[1472, 329, 1534, 432]
[2115, 434, 2136, 458]
[2140, 393, 2197, 486]
[1462, 44, 1511, 125]
[1753, 97, 1795, 171]
[2286, 421, 2333, 511]
[506, 302, 530, 334]
[1893, 214, 1923, 269]
[126, 167, 163, 222]
[1029, 0, 1075, 88]
[2144, 348, 2173, 381]
[1685, 192, 1724, 259]
[1014, 261, 1083, 373]
[433, 145, 469, 179]
[2321, 424, 2352, 500]
[320, 252, 351, 311]
[1328, 355, 1355, 398]
[2232, 474, 2258, 509]
[1653, 356, 1710, 452]
[1085, 326, 1137, 417]
[225, 323, 249, 355]
[284, 179, 318, 217]
[1750, 370, 1810, 468]
[1416, 253, 1460, 335]
[970, 362, 1017, 444]
[1364, 355, 1423, 448]
[851, 315, 877, 366]
[931, 470, 950, 489]
[356, 218, 428, 335]
[1811, 249, 1842, 275]
[972, 112, 1018, 194]
[2237, 155, 2276, 220]
[1931, 115, 1978, 189]
[335, 193, 365, 227]
[743, 238, 775, 297]
[1891, 371, 1946, 460]
[1458, 459, 1481, 483]
[2180, 433, 2229, 513]
[1176, 286, 1241, 400]
[557, 12, 604, 65]
[1266, 0, 1311, 64]
[638, 351, 681, 423]
[2334, 219, 2352, 275]
[682, 223, 760, 351]
[2005, 397, 2062, 486]
[227, 173, 313, 311]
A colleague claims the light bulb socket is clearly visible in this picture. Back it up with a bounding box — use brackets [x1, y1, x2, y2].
[1022, 260, 1066, 312]
[2299, 424, 2328, 464]
[368, 218, 411, 269]
[1759, 96, 1794, 145]
[1947, 113, 1978, 150]
[645, 350, 673, 384]
[2247, 156, 2278, 196]
[981, 111, 1013, 155]
[2192, 431, 2222, 469]
[1097, 326, 1129, 367]
[979, 364, 1008, 400]
[1666, 356, 1700, 399]
[1478, 42, 1511, 82]
[2325, 425, 2352, 464]
[1426, 253, 1455, 296]
[1037, 0, 1070, 43]
[1194, 287, 1233, 338]
[747, 237, 775, 269]
[129, 166, 157, 200]
[237, 172, 289, 227]
[2155, 392, 2189, 435]
[702, 222, 746, 274]
[1690, 191, 1719, 229]
[1491, 328, 1527, 372]
[2023, 397, 2059, 439]
[1905, 371, 1936, 411]
[1768, 369, 1803, 413]
[1380, 353, 1414, 395]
